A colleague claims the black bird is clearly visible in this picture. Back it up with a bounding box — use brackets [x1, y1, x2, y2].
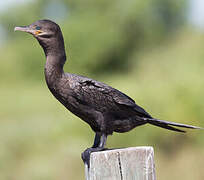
[15, 20, 202, 165]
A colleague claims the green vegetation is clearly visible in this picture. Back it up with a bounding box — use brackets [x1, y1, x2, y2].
[0, 0, 203, 179]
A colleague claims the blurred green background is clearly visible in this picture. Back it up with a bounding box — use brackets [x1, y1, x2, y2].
[0, 0, 204, 179]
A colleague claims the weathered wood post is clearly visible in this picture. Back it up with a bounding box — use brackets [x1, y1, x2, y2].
[85, 146, 156, 180]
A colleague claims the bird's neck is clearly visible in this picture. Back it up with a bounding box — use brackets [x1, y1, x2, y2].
[44, 52, 66, 87]
[37, 32, 67, 87]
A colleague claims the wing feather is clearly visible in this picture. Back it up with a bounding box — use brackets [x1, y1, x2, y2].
[69, 74, 151, 118]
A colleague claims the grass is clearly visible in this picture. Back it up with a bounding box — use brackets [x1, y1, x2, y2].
[0, 29, 204, 179]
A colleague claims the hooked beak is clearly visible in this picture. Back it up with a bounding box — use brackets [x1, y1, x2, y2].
[14, 26, 42, 36]
[14, 26, 32, 33]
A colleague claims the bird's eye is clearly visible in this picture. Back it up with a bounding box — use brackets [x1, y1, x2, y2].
[35, 26, 41, 30]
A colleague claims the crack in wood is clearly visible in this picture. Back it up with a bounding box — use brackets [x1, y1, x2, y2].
[117, 152, 123, 180]
[85, 147, 156, 180]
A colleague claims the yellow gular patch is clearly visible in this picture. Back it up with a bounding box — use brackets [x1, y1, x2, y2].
[35, 30, 42, 35]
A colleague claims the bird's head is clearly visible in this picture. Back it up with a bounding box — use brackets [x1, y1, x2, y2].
[14, 19, 65, 56]
[14, 19, 61, 39]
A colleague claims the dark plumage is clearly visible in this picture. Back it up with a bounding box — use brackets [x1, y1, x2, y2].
[15, 19, 202, 165]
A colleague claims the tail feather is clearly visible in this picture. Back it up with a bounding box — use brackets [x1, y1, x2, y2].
[147, 118, 203, 133]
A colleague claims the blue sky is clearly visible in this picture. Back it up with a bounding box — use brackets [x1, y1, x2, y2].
[189, 0, 204, 28]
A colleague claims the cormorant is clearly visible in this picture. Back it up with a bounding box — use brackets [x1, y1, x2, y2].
[14, 19, 202, 166]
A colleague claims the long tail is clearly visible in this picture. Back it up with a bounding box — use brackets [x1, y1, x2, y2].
[146, 118, 203, 133]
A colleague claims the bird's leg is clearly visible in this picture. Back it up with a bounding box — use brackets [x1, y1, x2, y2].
[82, 132, 107, 168]
[98, 133, 107, 148]
[92, 132, 101, 148]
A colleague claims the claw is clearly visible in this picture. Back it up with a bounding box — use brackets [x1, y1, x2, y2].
[81, 148, 92, 167]
[81, 147, 108, 168]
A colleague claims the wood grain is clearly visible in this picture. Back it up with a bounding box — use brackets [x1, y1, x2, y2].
[85, 146, 156, 180]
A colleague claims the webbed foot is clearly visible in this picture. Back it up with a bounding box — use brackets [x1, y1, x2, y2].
[81, 147, 107, 168]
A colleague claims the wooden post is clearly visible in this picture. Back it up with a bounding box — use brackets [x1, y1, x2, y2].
[85, 146, 156, 180]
